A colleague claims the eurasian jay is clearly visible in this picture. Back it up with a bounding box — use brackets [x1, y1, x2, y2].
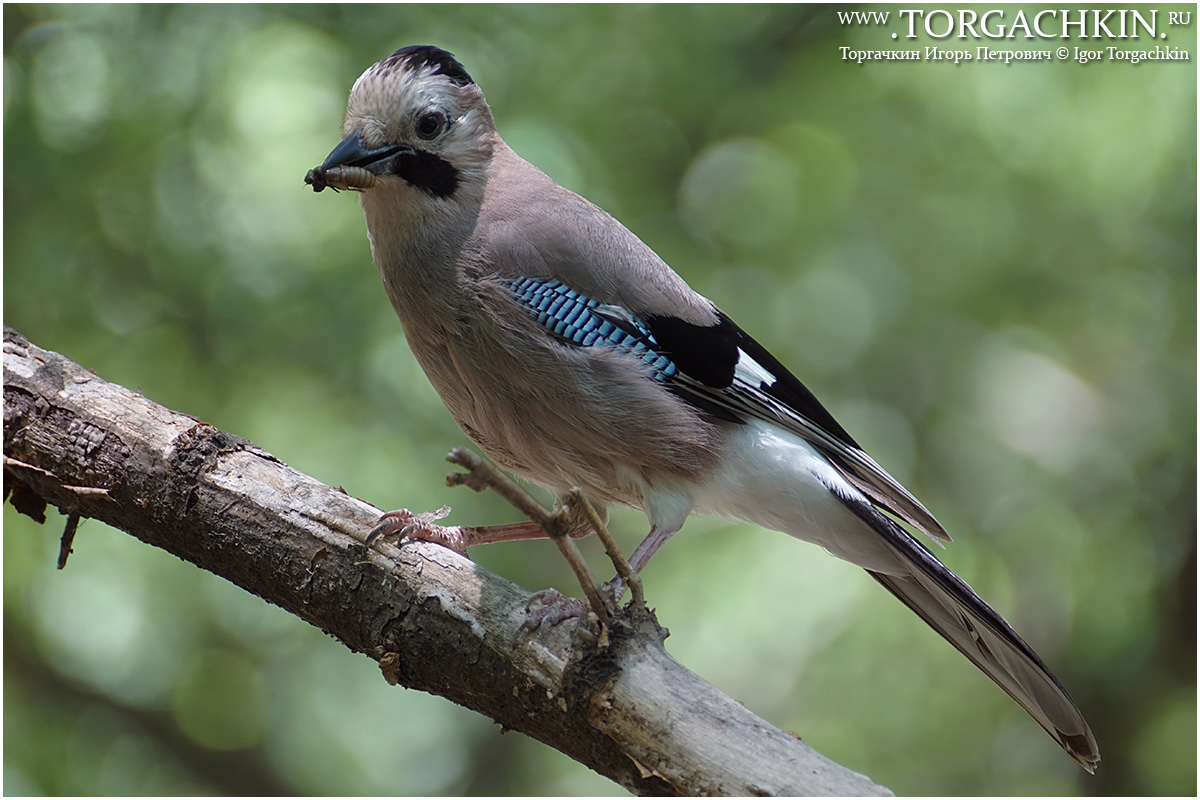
[307, 45, 1099, 773]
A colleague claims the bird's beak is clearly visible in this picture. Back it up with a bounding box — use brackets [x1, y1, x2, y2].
[319, 131, 409, 175]
[305, 131, 413, 192]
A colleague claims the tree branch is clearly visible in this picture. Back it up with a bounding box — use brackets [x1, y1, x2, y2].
[2, 327, 891, 797]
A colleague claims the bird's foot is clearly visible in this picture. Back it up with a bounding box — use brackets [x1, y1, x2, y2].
[366, 506, 466, 555]
[521, 588, 592, 631]
[521, 579, 630, 632]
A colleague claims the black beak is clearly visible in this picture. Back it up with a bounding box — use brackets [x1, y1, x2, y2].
[321, 131, 408, 172]
[305, 132, 411, 192]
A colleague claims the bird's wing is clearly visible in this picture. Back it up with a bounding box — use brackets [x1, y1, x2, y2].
[491, 266, 948, 544]
[647, 310, 951, 544]
[480, 158, 945, 542]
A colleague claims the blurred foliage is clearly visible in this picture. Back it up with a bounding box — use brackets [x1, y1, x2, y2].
[3, 3, 1195, 796]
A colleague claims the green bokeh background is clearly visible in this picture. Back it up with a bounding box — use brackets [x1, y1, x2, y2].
[4, 4, 1195, 796]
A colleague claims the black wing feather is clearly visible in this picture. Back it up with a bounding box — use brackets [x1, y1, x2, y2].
[648, 310, 948, 542]
[504, 278, 946, 542]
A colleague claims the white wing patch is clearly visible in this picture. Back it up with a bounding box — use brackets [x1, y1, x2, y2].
[672, 359, 951, 545]
[734, 349, 777, 388]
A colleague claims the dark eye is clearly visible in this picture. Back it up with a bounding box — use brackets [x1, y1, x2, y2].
[416, 111, 447, 140]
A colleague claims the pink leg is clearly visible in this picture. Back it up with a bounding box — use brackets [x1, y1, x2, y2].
[595, 525, 681, 609]
[524, 524, 681, 631]
[366, 508, 589, 556]
[627, 525, 680, 574]
[370, 509, 680, 629]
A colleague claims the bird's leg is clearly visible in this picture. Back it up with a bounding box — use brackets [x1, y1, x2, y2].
[528, 523, 681, 631]
[367, 507, 600, 629]
[559, 490, 645, 609]
[444, 447, 623, 627]
[367, 509, 583, 556]
[527, 522, 682, 629]
[627, 525, 680, 574]
[521, 493, 640, 631]
[366, 506, 460, 552]
[601, 525, 679, 605]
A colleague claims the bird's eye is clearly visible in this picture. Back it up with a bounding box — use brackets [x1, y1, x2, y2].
[416, 111, 447, 140]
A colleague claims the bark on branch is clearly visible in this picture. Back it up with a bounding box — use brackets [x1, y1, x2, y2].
[2, 327, 891, 797]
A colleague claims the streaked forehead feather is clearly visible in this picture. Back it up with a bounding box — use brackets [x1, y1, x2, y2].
[370, 45, 474, 86]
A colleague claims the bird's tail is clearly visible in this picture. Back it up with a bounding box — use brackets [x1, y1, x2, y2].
[863, 513, 1100, 772]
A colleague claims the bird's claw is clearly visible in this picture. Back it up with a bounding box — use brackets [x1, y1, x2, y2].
[366, 506, 465, 554]
[520, 587, 591, 631]
[520, 577, 634, 632]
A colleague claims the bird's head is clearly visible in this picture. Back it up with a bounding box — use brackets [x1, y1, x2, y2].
[308, 46, 496, 201]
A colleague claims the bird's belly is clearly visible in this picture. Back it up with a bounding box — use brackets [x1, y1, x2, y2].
[419, 329, 719, 510]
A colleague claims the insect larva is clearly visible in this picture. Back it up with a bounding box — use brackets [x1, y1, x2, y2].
[304, 165, 377, 193]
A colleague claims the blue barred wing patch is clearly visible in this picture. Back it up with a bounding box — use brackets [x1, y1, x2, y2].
[504, 278, 677, 382]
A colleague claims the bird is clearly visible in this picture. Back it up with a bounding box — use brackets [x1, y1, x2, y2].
[307, 44, 1100, 773]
